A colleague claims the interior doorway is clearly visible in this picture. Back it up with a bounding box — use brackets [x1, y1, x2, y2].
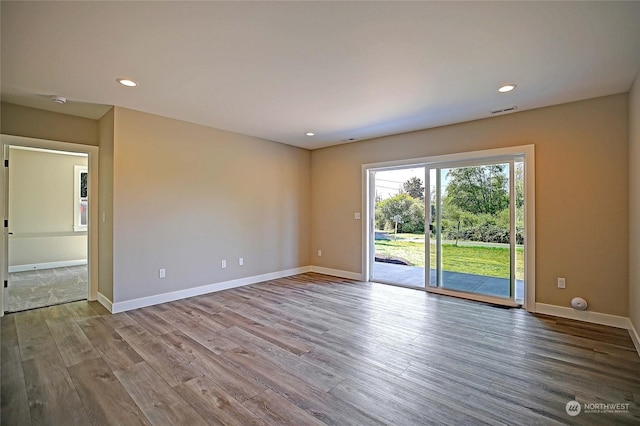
[6, 146, 88, 312]
[1, 135, 99, 315]
[364, 146, 535, 309]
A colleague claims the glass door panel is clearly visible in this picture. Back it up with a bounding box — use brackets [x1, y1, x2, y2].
[371, 167, 426, 288]
[431, 161, 518, 301]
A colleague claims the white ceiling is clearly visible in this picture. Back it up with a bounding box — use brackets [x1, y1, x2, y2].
[2, 1, 640, 150]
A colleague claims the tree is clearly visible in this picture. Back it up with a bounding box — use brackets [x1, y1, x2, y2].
[444, 165, 508, 215]
[376, 193, 425, 233]
[402, 177, 425, 201]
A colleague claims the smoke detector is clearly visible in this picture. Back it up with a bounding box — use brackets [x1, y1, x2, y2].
[51, 96, 67, 104]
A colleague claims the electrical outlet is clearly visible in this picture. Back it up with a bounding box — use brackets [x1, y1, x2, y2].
[159, 268, 166, 279]
[354, 212, 361, 220]
[557, 277, 566, 289]
[317, 250, 322, 257]
[221, 260, 227, 269]
[239, 257, 244, 266]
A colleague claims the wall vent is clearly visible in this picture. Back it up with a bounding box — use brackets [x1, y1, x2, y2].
[491, 105, 518, 115]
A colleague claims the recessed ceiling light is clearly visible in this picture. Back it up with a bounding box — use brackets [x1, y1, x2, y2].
[117, 78, 138, 87]
[498, 84, 517, 93]
[305, 132, 315, 136]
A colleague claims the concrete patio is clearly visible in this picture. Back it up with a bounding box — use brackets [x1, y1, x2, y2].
[372, 261, 524, 301]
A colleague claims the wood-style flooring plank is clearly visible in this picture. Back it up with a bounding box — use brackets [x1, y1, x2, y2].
[64, 300, 107, 321]
[148, 302, 228, 336]
[164, 319, 238, 355]
[243, 388, 327, 426]
[116, 324, 200, 387]
[165, 300, 230, 332]
[180, 296, 227, 315]
[328, 378, 453, 426]
[221, 326, 344, 392]
[125, 307, 177, 336]
[39, 303, 76, 321]
[175, 376, 266, 426]
[1, 343, 31, 426]
[68, 358, 150, 425]
[113, 361, 208, 426]
[78, 316, 144, 371]
[45, 317, 100, 367]
[22, 354, 90, 425]
[158, 330, 265, 403]
[14, 310, 59, 361]
[1, 314, 19, 347]
[231, 318, 313, 356]
[221, 346, 384, 426]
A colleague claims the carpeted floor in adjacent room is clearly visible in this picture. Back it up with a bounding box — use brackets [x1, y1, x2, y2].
[6, 265, 87, 312]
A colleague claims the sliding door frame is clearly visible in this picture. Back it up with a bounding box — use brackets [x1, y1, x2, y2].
[362, 145, 536, 312]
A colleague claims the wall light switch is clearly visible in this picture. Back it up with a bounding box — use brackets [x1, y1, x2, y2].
[159, 268, 166, 279]
[317, 250, 322, 257]
[221, 260, 227, 269]
[354, 212, 361, 220]
[557, 277, 566, 289]
[239, 257, 244, 266]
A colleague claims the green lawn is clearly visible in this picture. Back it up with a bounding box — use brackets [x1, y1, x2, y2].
[375, 233, 524, 279]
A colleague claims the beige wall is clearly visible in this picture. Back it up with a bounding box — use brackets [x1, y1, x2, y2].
[629, 71, 640, 332]
[8, 147, 88, 267]
[1, 102, 98, 146]
[110, 107, 310, 302]
[311, 94, 629, 317]
[98, 108, 115, 301]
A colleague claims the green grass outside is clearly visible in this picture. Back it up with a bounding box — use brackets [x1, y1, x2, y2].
[375, 233, 524, 280]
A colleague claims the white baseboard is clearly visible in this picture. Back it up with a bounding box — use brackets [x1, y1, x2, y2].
[309, 266, 363, 281]
[535, 303, 631, 330]
[9, 259, 87, 273]
[97, 292, 113, 313]
[629, 320, 640, 358]
[110, 266, 312, 313]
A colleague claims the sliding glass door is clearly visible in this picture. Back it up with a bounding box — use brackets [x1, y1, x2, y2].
[366, 149, 530, 307]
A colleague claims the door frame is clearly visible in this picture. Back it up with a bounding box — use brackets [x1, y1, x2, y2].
[1, 135, 99, 316]
[362, 145, 536, 312]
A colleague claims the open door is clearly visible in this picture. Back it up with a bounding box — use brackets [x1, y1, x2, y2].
[370, 167, 426, 288]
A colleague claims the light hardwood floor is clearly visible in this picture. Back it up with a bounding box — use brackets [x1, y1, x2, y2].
[2, 273, 639, 425]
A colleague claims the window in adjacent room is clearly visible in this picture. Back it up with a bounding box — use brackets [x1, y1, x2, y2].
[74, 165, 88, 232]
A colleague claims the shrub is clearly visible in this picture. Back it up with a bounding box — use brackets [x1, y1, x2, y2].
[440, 207, 523, 244]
